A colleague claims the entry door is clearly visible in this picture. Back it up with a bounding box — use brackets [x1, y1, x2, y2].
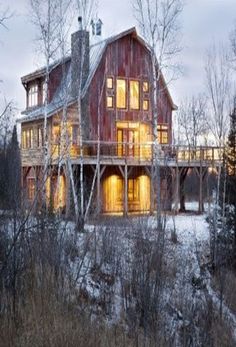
[117, 129, 135, 157]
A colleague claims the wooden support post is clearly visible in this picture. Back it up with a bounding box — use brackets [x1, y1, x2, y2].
[97, 162, 101, 214]
[179, 167, 188, 212]
[173, 167, 180, 213]
[199, 164, 203, 213]
[145, 166, 153, 214]
[65, 165, 71, 218]
[124, 163, 128, 217]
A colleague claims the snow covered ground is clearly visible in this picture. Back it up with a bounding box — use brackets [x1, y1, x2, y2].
[69, 202, 236, 344]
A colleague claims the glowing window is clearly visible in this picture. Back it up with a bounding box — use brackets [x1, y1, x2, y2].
[21, 130, 26, 149]
[28, 178, 36, 201]
[143, 81, 149, 93]
[116, 79, 126, 109]
[22, 128, 33, 149]
[143, 99, 149, 111]
[53, 125, 61, 144]
[72, 125, 78, 145]
[107, 96, 113, 108]
[28, 84, 38, 107]
[37, 126, 43, 147]
[157, 124, 168, 144]
[128, 178, 139, 202]
[107, 77, 113, 89]
[130, 80, 140, 110]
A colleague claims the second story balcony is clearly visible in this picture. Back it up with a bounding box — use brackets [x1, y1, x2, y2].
[21, 139, 223, 168]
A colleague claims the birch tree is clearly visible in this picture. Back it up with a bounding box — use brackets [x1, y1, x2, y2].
[133, 0, 183, 221]
[30, 0, 66, 206]
[74, 0, 95, 224]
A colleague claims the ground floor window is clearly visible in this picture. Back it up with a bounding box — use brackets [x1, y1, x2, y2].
[157, 124, 168, 144]
[27, 178, 36, 201]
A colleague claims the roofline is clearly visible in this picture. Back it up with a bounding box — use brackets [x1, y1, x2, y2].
[21, 56, 71, 84]
[159, 72, 178, 111]
[17, 99, 77, 124]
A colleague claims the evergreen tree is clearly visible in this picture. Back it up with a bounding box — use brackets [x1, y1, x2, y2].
[225, 100, 236, 265]
[6, 125, 21, 209]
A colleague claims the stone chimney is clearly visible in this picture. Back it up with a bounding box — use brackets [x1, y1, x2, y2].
[71, 17, 90, 98]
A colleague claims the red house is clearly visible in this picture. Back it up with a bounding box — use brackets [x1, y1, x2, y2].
[19, 24, 176, 215]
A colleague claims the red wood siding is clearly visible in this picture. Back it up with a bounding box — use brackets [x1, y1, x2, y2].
[87, 33, 173, 144]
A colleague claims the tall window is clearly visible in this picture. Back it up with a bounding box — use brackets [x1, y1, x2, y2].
[130, 80, 140, 110]
[28, 84, 38, 107]
[28, 178, 36, 201]
[72, 125, 79, 145]
[142, 81, 149, 111]
[128, 178, 139, 202]
[157, 124, 168, 144]
[37, 126, 43, 147]
[106, 77, 114, 108]
[53, 125, 61, 144]
[22, 128, 33, 149]
[116, 79, 126, 109]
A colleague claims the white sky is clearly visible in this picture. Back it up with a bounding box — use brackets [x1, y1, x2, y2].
[0, 0, 236, 115]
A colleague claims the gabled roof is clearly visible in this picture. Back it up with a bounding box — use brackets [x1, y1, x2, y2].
[19, 27, 176, 123]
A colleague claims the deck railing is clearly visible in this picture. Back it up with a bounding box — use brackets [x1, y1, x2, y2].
[51, 141, 223, 164]
[21, 141, 223, 166]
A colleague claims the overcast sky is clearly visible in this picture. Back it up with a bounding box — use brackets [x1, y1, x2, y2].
[0, 0, 236, 116]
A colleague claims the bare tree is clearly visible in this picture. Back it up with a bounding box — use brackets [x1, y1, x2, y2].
[205, 43, 232, 148]
[30, 0, 67, 206]
[0, 4, 13, 31]
[133, 0, 183, 222]
[177, 94, 208, 147]
[74, 0, 96, 224]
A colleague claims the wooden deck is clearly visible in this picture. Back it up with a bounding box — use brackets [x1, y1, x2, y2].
[21, 141, 223, 168]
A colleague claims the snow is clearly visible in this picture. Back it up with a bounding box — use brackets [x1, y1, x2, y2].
[57, 202, 236, 343]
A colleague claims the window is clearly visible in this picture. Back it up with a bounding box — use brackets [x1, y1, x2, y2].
[28, 84, 38, 107]
[107, 96, 113, 108]
[107, 77, 113, 89]
[22, 128, 33, 149]
[130, 80, 140, 110]
[37, 126, 44, 147]
[116, 79, 126, 109]
[28, 178, 36, 201]
[72, 125, 79, 145]
[143, 99, 149, 111]
[157, 124, 168, 144]
[53, 125, 61, 144]
[22, 130, 27, 149]
[143, 81, 149, 93]
[128, 178, 139, 202]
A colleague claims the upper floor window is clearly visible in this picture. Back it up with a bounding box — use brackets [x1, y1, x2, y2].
[130, 80, 140, 110]
[143, 99, 149, 111]
[143, 81, 149, 93]
[116, 79, 126, 109]
[106, 77, 149, 112]
[107, 77, 113, 89]
[28, 84, 38, 108]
